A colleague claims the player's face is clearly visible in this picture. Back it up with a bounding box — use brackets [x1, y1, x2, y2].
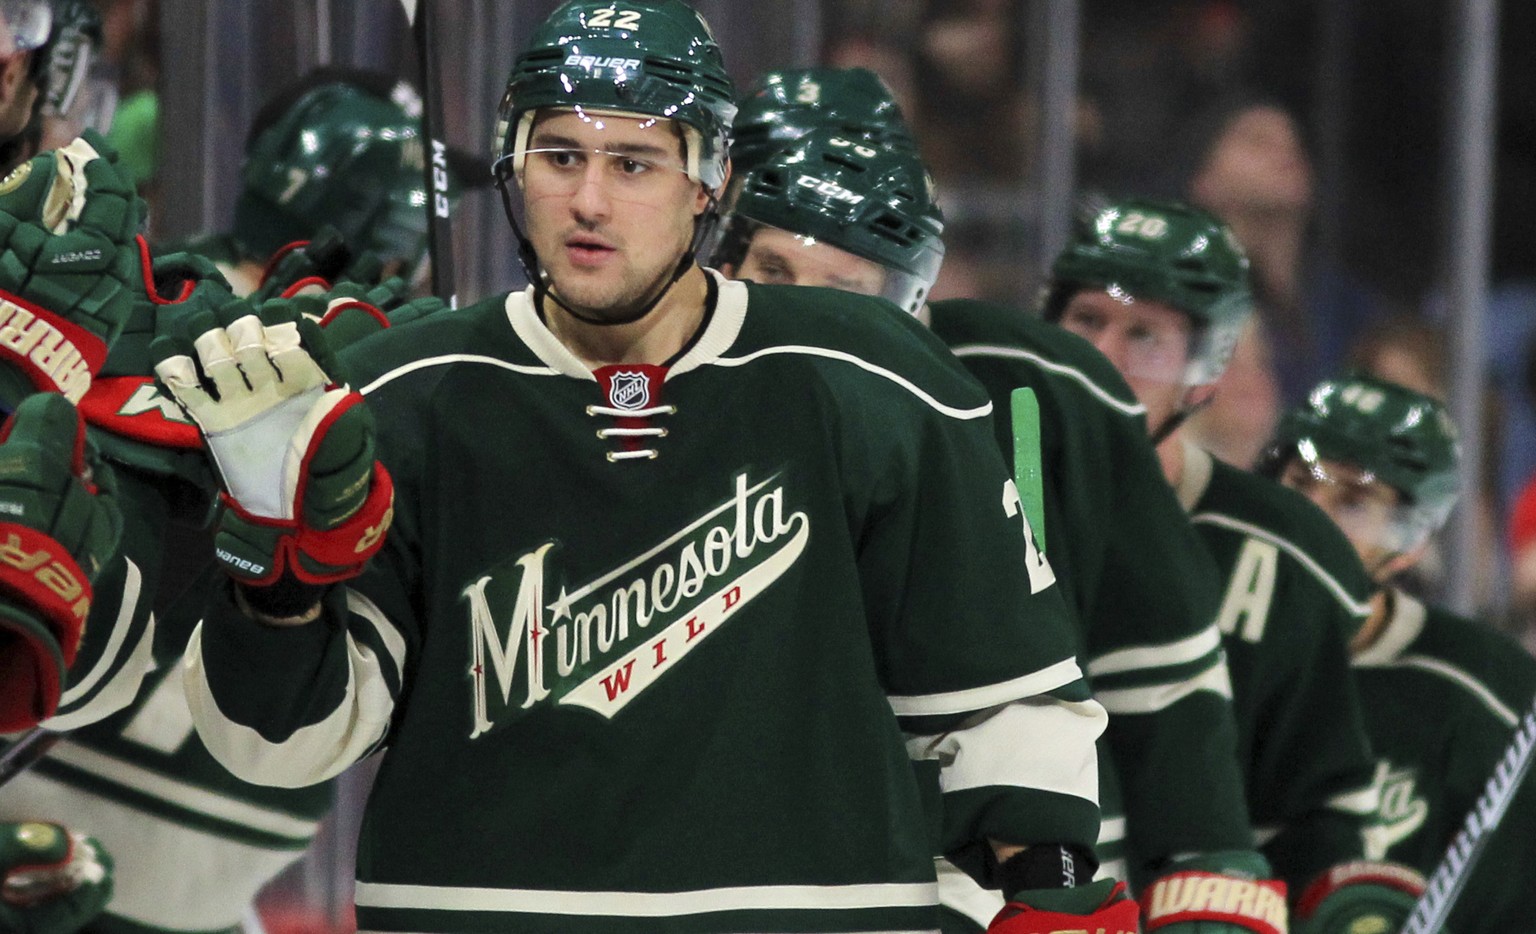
[1279, 455, 1403, 574]
[727, 226, 888, 297]
[1057, 288, 1193, 434]
[520, 110, 709, 321]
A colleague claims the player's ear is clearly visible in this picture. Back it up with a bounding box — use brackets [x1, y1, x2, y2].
[0, 51, 31, 110]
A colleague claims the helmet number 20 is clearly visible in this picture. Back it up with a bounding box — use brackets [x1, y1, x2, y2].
[1115, 212, 1169, 240]
[587, 8, 643, 29]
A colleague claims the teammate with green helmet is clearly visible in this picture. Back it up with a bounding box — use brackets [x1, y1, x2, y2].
[1266, 372, 1536, 934]
[717, 67, 1283, 934]
[730, 66, 916, 177]
[166, 3, 1117, 932]
[713, 125, 944, 313]
[1050, 197, 1433, 934]
[175, 69, 464, 296]
[1043, 198, 1253, 440]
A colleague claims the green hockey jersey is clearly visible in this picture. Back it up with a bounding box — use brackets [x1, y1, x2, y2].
[923, 300, 1251, 927]
[1174, 442, 1378, 892]
[184, 274, 1103, 934]
[1353, 588, 1536, 933]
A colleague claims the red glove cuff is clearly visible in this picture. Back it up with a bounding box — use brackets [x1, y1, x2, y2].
[0, 289, 108, 404]
[989, 881, 1139, 934]
[1141, 871, 1289, 934]
[1295, 861, 1427, 919]
[220, 460, 395, 587]
[0, 522, 93, 664]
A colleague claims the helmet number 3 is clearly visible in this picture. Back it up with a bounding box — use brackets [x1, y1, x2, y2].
[1114, 211, 1169, 240]
[587, 9, 643, 29]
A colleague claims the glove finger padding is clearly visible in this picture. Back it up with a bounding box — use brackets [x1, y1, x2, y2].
[1294, 861, 1426, 934]
[989, 879, 1139, 934]
[1141, 851, 1289, 934]
[0, 394, 121, 730]
[0, 131, 143, 407]
[0, 821, 113, 933]
[150, 294, 393, 586]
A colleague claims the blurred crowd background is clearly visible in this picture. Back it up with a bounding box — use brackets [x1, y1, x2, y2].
[78, 1, 1536, 927]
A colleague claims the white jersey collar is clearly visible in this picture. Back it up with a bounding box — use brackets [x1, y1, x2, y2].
[504, 268, 748, 379]
[1175, 439, 1214, 513]
[1353, 586, 1427, 667]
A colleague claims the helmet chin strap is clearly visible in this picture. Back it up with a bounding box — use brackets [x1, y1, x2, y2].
[496, 164, 721, 328]
[1149, 387, 1217, 447]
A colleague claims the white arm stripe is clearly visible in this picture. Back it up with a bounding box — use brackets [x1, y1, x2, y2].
[347, 589, 408, 684]
[936, 857, 1004, 927]
[1087, 624, 1223, 678]
[354, 880, 938, 915]
[906, 697, 1104, 803]
[58, 558, 144, 706]
[947, 344, 1146, 417]
[43, 614, 155, 732]
[1190, 512, 1373, 617]
[710, 345, 993, 421]
[359, 354, 559, 396]
[1093, 658, 1234, 715]
[887, 657, 1083, 717]
[182, 622, 394, 788]
[1384, 656, 1519, 728]
[41, 742, 321, 839]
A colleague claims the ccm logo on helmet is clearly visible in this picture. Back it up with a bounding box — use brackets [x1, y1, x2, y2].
[564, 55, 643, 72]
[796, 175, 865, 205]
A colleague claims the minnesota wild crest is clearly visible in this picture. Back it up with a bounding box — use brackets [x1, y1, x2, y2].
[464, 472, 809, 736]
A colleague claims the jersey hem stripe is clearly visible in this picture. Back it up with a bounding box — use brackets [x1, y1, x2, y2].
[710, 346, 993, 421]
[887, 657, 1083, 716]
[947, 344, 1146, 417]
[1188, 511, 1372, 617]
[353, 880, 940, 915]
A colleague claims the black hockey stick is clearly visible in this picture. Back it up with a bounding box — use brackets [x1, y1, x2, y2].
[1400, 694, 1536, 933]
[399, 0, 458, 308]
[0, 728, 61, 790]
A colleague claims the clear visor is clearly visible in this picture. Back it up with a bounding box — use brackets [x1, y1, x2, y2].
[1056, 284, 1245, 389]
[512, 146, 694, 205]
[717, 216, 931, 313]
[0, 0, 50, 56]
[1279, 447, 1432, 554]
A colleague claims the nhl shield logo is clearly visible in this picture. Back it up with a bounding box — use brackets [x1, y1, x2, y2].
[609, 371, 650, 411]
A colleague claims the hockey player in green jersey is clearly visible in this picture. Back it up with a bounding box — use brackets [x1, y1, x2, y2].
[1267, 372, 1536, 933]
[151, 3, 1137, 933]
[715, 82, 1280, 934]
[1047, 196, 1432, 932]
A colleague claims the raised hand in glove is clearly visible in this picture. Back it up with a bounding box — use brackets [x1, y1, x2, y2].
[0, 394, 121, 731]
[0, 821, 113, 934]
[1140, 850, 1289, 934]
[149, 287, 393, 606]
[0, 131, 142, 408]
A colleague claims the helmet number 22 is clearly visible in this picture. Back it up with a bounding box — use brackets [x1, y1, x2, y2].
[587, 9, 643, 29]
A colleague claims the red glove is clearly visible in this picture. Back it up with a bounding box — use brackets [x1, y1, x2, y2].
[990, 879, 1140, 934]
